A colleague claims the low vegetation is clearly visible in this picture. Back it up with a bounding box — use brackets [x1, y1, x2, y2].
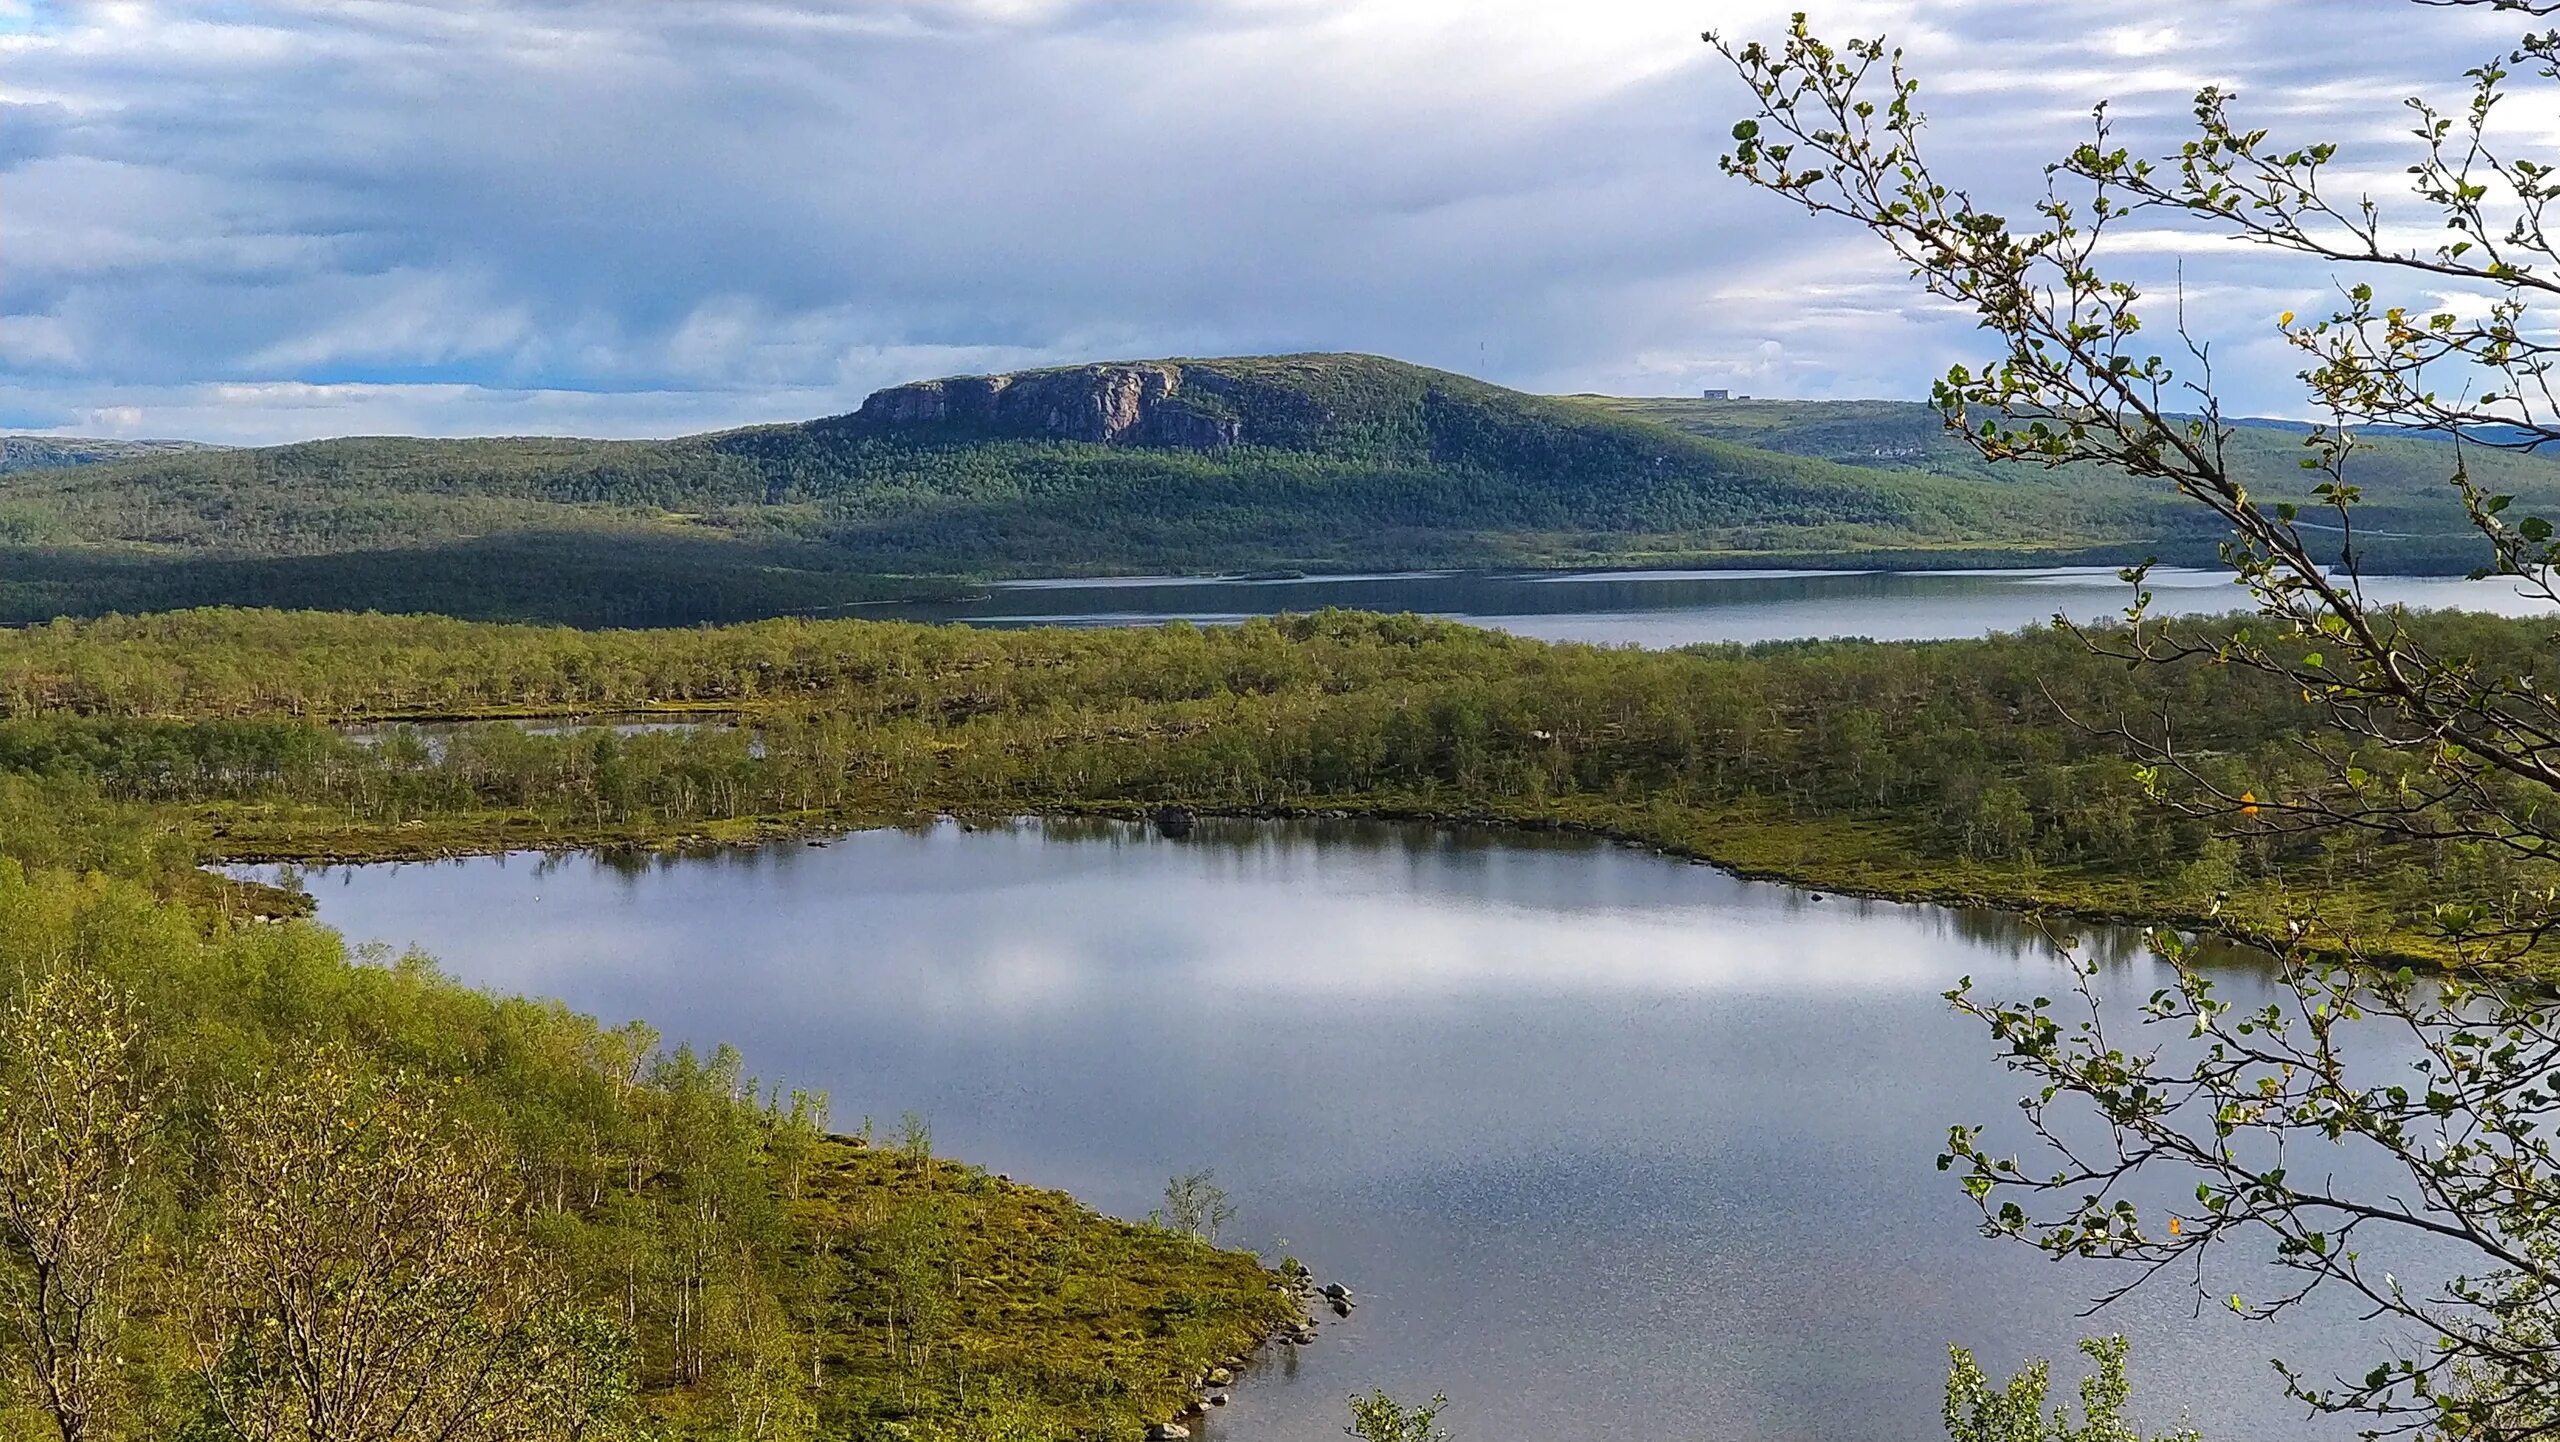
[0, 603, 2549, 969]
[1941, 1339, 2198, 1442]
[0, 589, 2550, 1442]
[2, 597, 2553, 1439]
[0, 855, 1293, 1442]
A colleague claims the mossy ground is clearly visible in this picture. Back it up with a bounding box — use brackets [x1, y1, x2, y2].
[769, 1141, 1299, 1440]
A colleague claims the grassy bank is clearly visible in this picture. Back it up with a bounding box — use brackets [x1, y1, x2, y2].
[201, 788, 2451, 969]
[785, 1139, 1299, 1439]
[0, 854, 1302, 1442]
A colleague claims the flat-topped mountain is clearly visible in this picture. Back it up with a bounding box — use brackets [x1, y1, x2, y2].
[0, 353, 2539, 625]
[833, 352, 1825, 465]
[845, 353, 1624, 455]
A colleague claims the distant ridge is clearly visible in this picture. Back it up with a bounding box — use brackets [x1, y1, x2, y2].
[1, 435, 224, 474]
[0, 353, 2540, 625]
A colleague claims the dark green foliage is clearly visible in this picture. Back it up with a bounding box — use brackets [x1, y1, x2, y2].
[8, 357, 2521, 626]
[794, 1147, 1291, 1438]
[1595, 395, 2560, 565]
[732, 354, 1959, 556]
[0, 535, 965, 629]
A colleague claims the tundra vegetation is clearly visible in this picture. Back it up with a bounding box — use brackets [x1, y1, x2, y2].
[0, 625, 1310, 1442]
[0, 853, 1294, 1442]
[1709, 0, 2560, 1433]
[7, 595, 2545, 1436]
[0, 605, 2551, 966]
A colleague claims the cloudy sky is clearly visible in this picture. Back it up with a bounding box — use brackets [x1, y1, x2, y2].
[0, 0, 2538, 442]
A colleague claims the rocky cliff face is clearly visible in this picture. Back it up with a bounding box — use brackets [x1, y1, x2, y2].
[855, 363, 1244, 450]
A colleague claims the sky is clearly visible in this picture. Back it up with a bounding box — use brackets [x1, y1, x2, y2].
[0, 0, 2543, 443]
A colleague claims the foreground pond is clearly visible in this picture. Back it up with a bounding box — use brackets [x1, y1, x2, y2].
[866, 566, 2556, 647]
[257, 819, 2407, 1441]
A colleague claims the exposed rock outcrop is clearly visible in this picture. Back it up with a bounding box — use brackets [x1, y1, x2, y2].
[855, 363, 1244, 450]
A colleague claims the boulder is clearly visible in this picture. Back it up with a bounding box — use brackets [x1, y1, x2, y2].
[1148, 1426, 1190, 1441]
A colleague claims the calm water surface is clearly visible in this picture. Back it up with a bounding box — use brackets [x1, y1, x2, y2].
[867, 567, 2556, 647]
[256, 820, 2415, 1442]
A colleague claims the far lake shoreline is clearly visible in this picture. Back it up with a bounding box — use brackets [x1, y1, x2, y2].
[858, 563, 2557, 647]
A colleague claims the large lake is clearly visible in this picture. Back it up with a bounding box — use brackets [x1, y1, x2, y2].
[259, 820, 2420, 1442]
[866, 566, 2556, 647]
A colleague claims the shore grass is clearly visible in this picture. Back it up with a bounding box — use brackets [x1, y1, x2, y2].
[772, 1140, 1300, 1439]
[198, 789, 2478, 972]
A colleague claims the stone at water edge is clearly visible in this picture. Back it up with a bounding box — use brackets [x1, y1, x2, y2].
[1149, 1426, 1191, 1441]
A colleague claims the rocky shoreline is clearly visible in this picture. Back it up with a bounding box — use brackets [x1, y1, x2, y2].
[1147, 1271, 1356, 1440]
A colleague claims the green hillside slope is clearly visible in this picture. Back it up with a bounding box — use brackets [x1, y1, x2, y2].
[1587, 395, 2550, 570]
[0, 356, 2527, 625]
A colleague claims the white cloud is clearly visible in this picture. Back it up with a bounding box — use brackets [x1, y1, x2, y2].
[9, 380, 840, 442]
[2, 0, 2554, 441]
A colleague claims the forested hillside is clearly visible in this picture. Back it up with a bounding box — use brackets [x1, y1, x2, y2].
[1589, 395, 2551, 572]
[0, 355, 2533, 625]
